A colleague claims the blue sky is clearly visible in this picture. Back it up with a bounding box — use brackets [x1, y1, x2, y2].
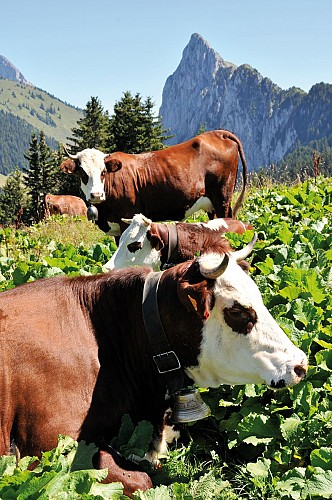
[1, 0, 331, 114]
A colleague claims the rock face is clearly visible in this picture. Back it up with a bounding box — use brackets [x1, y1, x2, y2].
[0, 55, 29, 85]
[160, 33, 332, 169]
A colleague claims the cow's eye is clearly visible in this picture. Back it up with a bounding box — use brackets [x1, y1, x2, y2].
[77, 166, 89, 185]
[101, 169, 106, 178]
[227, 307, 242, 318]
[127, 242, 143, 253]
[223, 302, 257, 335]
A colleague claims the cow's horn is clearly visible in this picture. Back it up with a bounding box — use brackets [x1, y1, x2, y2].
[63, 144, 78, 159]
[200, 253, 229, 279]
[121, 218, 133, 225]
[233, 233, 258, 262]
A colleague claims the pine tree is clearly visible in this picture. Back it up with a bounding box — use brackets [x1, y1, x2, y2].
[67, 96, 109, 152]
[198, 123, 207, 135]
[53, 144, 82, 196]
[0, 168, 27, 225]
[106, 91, 172, 153]
[24, 131, 58, 222]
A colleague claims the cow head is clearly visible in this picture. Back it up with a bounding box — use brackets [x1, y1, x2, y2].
[60, 148, 122, 204]
[104, 214, 162, 271]
[173, 251, 308, 389]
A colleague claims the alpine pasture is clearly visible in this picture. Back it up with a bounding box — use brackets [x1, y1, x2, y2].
[0, 177, 331, 499]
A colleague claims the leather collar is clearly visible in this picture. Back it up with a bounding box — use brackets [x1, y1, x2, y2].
[142, 270, 190, 394]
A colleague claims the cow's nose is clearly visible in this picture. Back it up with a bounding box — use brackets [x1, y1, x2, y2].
[294, 364, 308, 380]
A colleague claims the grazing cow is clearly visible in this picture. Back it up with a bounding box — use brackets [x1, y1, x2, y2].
[104, 213, 254, 272]
[60, 130, 248, 234]
[0, 239, 307, 496]
[44, 194, 87, 217]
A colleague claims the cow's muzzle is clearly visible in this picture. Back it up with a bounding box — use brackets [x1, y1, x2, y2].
[270, 360, 308, 389]
[89, 192, 106, 203]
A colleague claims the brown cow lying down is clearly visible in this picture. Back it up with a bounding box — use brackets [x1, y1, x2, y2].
[0, 239, 307, 496]
[44, 194, 87, 216]
[104, 213, 254, 271]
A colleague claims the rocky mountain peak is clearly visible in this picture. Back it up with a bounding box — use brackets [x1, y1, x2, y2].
[0, 55, 29, 85]
[160, 34, 331, 170]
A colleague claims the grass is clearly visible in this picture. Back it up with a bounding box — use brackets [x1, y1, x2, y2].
[27, 215, 108, 247]
[0, 80, 83, 143]
[0, 173, 7, 187]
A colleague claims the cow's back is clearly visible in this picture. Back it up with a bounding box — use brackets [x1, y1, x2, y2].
[45, 194, 87, 216]
[104, 130, 240, 223]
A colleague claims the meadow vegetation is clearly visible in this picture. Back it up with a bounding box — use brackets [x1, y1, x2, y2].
[0, 177, 331, 499]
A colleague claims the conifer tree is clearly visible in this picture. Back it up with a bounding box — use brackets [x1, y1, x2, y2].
[0, 168, 27, 225]
[106, 91, 172, 153]
[24, 131, 58, 222]
[67, 96, 109, 152]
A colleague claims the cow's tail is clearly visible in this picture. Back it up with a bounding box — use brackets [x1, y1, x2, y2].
[222, 131, 248, 218]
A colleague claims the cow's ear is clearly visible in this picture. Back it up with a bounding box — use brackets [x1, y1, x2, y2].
[104, 157, 122, 173]
[237, 260, 250, 274]
[177, 280, 211, 321]
[147, 227, 164, 251]
[60, 159, 77, 174]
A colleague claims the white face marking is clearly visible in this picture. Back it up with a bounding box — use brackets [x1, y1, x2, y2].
[184, 196, 214, 219]
[76, 149, 107, 203]
[185, 253, 308, 388]
[104, 214, 161, 271]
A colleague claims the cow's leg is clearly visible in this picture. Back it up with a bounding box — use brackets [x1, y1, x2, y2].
[206, 189, 232, 218]
[184, 196, 214, 219]
[93, 450, 153, 498]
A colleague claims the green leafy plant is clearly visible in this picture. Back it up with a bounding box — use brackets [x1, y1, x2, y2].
[0, 435, 123, 499]
[0, 177, 331, 499]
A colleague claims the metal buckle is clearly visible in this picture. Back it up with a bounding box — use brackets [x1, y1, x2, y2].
[153, 351, 181, 374]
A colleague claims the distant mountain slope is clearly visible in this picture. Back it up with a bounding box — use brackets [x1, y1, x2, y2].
[0, 78, 83, 175]
[0, 109, 59, 175]
[159, 33, 332, 170]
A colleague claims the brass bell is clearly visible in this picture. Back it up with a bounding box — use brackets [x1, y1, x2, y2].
[171, 388, 211, 423]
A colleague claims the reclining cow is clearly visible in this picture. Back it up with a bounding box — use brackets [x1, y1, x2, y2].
[44, 194, 87, 217]
[60, 130, 249, 235]
[0, 238, 307, 497]
[104, 213, 254, 272]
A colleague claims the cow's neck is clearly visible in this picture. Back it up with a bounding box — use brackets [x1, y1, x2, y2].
[142, 270, 189, 395]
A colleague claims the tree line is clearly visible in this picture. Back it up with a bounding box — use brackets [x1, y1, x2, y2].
[1, 90, 332, 226]
[0, 92, 171, 225]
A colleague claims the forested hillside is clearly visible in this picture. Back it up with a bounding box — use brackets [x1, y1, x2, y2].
[0, 79, 83, 174]
[0, 110, 58, 174]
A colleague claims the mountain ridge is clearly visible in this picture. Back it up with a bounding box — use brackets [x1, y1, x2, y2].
[159, 33, 332, 170]
[0, 64, 83, 175]
[0, 55, 29, 85]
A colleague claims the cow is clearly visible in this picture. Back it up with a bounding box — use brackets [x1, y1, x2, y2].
[104, 213, 254, 272]
[44, 194, 87, 217]
[60, 130, 249, 235]
[0, 238, 308, 496]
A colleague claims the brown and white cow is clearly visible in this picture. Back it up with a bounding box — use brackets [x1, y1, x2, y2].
[60, 130, 248, 234]
[44, 194, 87, 217]
[0, 239, 307, 495]
[104, 213, 254, 272]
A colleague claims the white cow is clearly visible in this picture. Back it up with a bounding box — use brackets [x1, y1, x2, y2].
[104, 213, 254, 272]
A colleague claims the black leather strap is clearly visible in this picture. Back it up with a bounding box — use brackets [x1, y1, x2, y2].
[167, 224, 178, 263]
[142, 271, 186, 394]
